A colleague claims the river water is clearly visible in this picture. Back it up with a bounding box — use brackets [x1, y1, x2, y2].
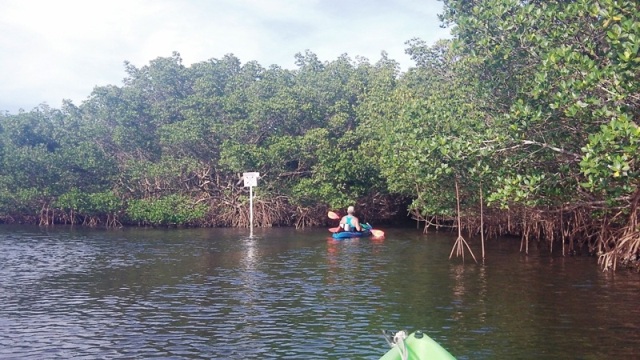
[0, 225, 638, 359]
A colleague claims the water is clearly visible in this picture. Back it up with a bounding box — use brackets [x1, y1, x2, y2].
[0, 225, 639, 359]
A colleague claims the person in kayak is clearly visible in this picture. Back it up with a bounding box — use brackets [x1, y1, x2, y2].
[340, 206, 362, 232]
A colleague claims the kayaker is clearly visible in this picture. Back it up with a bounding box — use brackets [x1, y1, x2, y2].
[340, 206, 362, 232]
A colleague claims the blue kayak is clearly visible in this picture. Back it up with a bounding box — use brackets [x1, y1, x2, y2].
[331, 223, 373, 239]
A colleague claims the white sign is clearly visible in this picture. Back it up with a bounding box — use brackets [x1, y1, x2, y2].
[243, 172, 259, 187]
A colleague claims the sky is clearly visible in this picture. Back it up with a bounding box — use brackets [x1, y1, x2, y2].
[0, 0, 451, 114]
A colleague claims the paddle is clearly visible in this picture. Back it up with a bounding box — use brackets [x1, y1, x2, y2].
[327, 211, 385, 237]
[370, 229, 385, 237]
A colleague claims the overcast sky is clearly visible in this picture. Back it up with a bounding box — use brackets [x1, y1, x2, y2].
[0, 0, 451, 114]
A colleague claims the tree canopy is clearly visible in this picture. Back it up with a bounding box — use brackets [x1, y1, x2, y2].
[1, 0, 638, 270]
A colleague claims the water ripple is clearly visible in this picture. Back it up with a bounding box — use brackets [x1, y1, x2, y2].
[1, 227, 639, 359]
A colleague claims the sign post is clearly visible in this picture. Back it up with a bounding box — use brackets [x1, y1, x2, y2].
[243, 172, 259, 236]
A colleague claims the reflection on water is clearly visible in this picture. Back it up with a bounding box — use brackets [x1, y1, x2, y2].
[0, 225, 639, 359]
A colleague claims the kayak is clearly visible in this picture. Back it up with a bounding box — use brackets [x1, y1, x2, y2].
[380, 330, 456, 360]
[331, 223, 373, 239]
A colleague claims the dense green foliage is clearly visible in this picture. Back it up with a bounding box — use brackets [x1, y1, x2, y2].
[1, 1, 638, 269]
[126, 194, 207, 226]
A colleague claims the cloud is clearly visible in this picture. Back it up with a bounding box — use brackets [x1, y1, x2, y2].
[0, 0, 450, 113]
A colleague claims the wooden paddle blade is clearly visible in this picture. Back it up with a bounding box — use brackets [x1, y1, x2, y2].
[371, 229, 385, 237]
[328, 227, 341, 233]
[327, 211, 340, 220]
